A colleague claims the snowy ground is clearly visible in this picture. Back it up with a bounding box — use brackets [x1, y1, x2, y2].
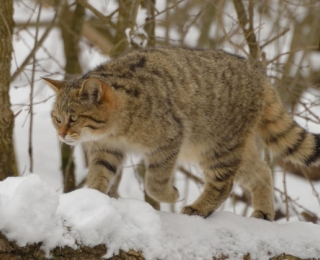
[1, 174, 320, 260]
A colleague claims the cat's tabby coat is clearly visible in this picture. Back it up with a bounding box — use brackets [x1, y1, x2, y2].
[44, 48, 320, 221]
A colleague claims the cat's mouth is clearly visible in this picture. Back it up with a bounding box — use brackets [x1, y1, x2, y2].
[59, 136, 80, 146]
[63, 140, 78, 146]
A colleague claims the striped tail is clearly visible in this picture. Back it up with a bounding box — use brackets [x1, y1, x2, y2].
[258, 85, 320, 167]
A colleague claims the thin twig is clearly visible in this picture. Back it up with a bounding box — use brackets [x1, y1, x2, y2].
[178, 166, 204, 185]
[301, 169, 320, 207]
[11, 11, 58, 82]
[275, 187, 320, 222]
[180, 2, 208, 44]
[28, 3, 42, 173]
[260, 27, 290, 49]
[267, 46, 318, 65]
[12, 95, 55, 107]
[283, 170, 289, 221]
[298, 101, 320, 123]
[77, 0, 117, 29]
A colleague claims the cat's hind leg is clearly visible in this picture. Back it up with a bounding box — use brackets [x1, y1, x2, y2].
[236, 138, 275, 221]
[181, 139, 245, 218]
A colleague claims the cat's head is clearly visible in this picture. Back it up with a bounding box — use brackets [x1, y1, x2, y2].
[43, 77, 119, 145]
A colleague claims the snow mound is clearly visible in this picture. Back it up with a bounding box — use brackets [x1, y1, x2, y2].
[0, 174, 320, 260]
[58, 188, 164, 259]
[0, 174, 73, 253]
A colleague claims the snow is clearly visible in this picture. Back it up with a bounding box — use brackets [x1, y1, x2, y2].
[1, 174, 320, 260]
[0, 175, 72, 254]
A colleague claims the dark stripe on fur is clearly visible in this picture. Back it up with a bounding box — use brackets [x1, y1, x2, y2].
[81, 115, 105, 124]
[209, 158, 241, 171]
[282, 130, 306, 157]
[103, 149, 124, 159]
[129, 56, 146, 72]
[206, 142, 243, 161]
[148, 151, 178, 169]
[84, 125, 102, 130]
[305, 134, 320, 166]
[153, 176, 170, 185]
[265, 122, 296, 144]
[149, 142, 175, 156]
[208, 182, 224, 193]
[261, 110, 285, 125]
[214, 170, 235, 182]
[112, 83, 140, 97]
[167, 97, 184, 137]
[96, 160, 117, 174]
[149, 135, 182, 156]
[100, 72, 114, 78]
[66, 106, 75, 113]
[209, 159, 240, 183]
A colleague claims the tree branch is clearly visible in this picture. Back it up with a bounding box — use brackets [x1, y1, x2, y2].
[233, 0, 259, 59]
[10, 12, 58, 82]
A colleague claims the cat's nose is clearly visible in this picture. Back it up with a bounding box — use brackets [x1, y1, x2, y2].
[59, 133, 66, 139]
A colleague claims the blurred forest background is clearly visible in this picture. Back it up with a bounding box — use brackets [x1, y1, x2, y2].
[1, 0, 320, 222]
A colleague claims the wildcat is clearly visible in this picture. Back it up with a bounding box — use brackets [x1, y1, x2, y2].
[43, 48, 320, 221]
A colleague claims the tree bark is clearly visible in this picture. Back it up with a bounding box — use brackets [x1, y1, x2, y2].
[0, 0, 18, 180]
[233, 0, 260, 59]
[143, 0, 156, 48]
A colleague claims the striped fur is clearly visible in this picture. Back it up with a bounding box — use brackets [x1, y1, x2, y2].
[44, 47, 320, 221]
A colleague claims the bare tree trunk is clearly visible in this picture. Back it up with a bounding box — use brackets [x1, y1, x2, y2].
[57, 0, 86, 192]
[144, 0, 156, 48]
[0, 0, 18, 180]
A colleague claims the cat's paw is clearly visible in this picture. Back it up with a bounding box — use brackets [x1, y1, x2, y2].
[181, 205, 213, 218]
[250, 210, 273, 221]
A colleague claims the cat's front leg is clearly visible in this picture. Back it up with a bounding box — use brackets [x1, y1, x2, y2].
[86, 143, 125, 194]
[144, 144, 180, 203]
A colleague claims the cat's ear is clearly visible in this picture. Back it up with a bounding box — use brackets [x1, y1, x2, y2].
[42, 77, 67, 93]
[80, 78, 103, 103]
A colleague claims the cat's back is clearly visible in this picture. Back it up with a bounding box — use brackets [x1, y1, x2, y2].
[110, 48, 268, 160]
[124, 48, 266, 119]
[88, 47, 267, 132]
[101, 48, 265, 97]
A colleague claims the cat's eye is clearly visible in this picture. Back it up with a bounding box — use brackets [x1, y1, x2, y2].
[56, 117, 61, 124]
[70, 115, 78, 122]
